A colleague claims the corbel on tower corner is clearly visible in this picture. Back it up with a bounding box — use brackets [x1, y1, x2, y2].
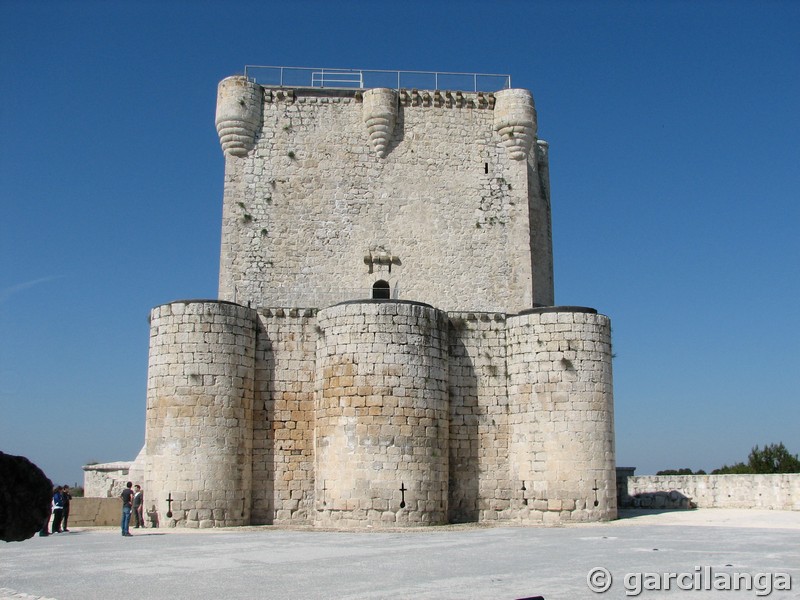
[493, 89, 537, 161]
[215, 76, 263, 157]
[362, 88, 398, 159]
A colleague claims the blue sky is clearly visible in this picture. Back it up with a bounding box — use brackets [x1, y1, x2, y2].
[1, 0, 798, 486]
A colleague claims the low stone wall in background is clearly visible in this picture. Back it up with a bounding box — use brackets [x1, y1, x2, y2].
[67, 498, 123, 527]
[627, 474, 800, 510]
[63, 498, 159, 528]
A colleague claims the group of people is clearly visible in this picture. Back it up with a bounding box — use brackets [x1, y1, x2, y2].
[38, 481, 146, 537]
[39, 485, 72, 536]
[120, 481, 144, 536]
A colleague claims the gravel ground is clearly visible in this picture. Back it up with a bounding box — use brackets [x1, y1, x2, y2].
[1, 509, 798, 600]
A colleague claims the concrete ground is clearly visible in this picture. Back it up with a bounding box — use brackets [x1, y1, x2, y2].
[1, 509, 798, 600]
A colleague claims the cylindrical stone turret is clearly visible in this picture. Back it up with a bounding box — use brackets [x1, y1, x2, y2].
[215, 76, 262, 157]
[493, 88, 537, 161]
[144, 300, 257, 527]
[362, 88, 398, 158]
[506, 307, 616, 523]
[314, 300, 449, 527]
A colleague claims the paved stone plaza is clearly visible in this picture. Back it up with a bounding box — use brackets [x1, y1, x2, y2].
[1, 510, 797, 599]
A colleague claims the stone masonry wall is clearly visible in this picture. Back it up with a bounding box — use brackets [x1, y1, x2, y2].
[142, 300, 615, 527]
[252, 307, 317, 525]
[506, 308, 616, 523]
[447, 311, 510, 523]
[66, 498, 122, 527]
[628, 474, 800, 510]
[217, 79, 553, 313]
[314, 301, 449, 527]
[144, 301, 257, 528]
[82, 462, 131, 498]
[138, 76, 613, 529]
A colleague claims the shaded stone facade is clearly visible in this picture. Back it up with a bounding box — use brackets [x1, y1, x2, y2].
[142, 74, 616, 528]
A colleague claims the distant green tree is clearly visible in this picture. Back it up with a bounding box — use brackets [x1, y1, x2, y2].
[747, 443, 800, 473]
[656, 468, 704, 475]
[711, 462, 750, 475]
[712, 443, 800, 474]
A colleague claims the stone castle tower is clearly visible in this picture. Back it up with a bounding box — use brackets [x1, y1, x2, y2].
[143, 69, 616, 528]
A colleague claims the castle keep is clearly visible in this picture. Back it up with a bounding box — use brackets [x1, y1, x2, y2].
[143, 68, 616, 528]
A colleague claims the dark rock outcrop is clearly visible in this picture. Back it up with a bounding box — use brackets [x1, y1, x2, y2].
[0, 452, 53, 542]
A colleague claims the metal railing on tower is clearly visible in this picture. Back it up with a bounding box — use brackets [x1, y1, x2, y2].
[243, 65, 511, 92]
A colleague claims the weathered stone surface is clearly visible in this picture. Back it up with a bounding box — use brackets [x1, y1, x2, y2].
[493, 89, 537, 160]
[217, 84, 553, 313]
[65, 498, 120, 526]
[315, 301, 449, 527]
[216, 76, 262, 157]
[505, 310, 616, 522]
[0, 452, 52, 542]
[135, 75, 615, 529]
[82, 461, 131, 497]
[628, 474, 800, 510]
[362, 88, 398, 158]
[144, 301, 257, 528]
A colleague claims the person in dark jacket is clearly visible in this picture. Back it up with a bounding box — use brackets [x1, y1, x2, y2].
[61, 485, 72, 532]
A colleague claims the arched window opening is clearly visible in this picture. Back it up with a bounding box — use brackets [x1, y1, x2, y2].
[372, 280, 391, 300]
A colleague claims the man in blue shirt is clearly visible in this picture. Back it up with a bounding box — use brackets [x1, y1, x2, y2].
[120, 482, 134, 537]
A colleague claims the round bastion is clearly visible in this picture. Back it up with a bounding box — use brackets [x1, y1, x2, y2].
[506, 307, 616, 522]
[144, 300, 258, 528]
[314, 300, 450, 527]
